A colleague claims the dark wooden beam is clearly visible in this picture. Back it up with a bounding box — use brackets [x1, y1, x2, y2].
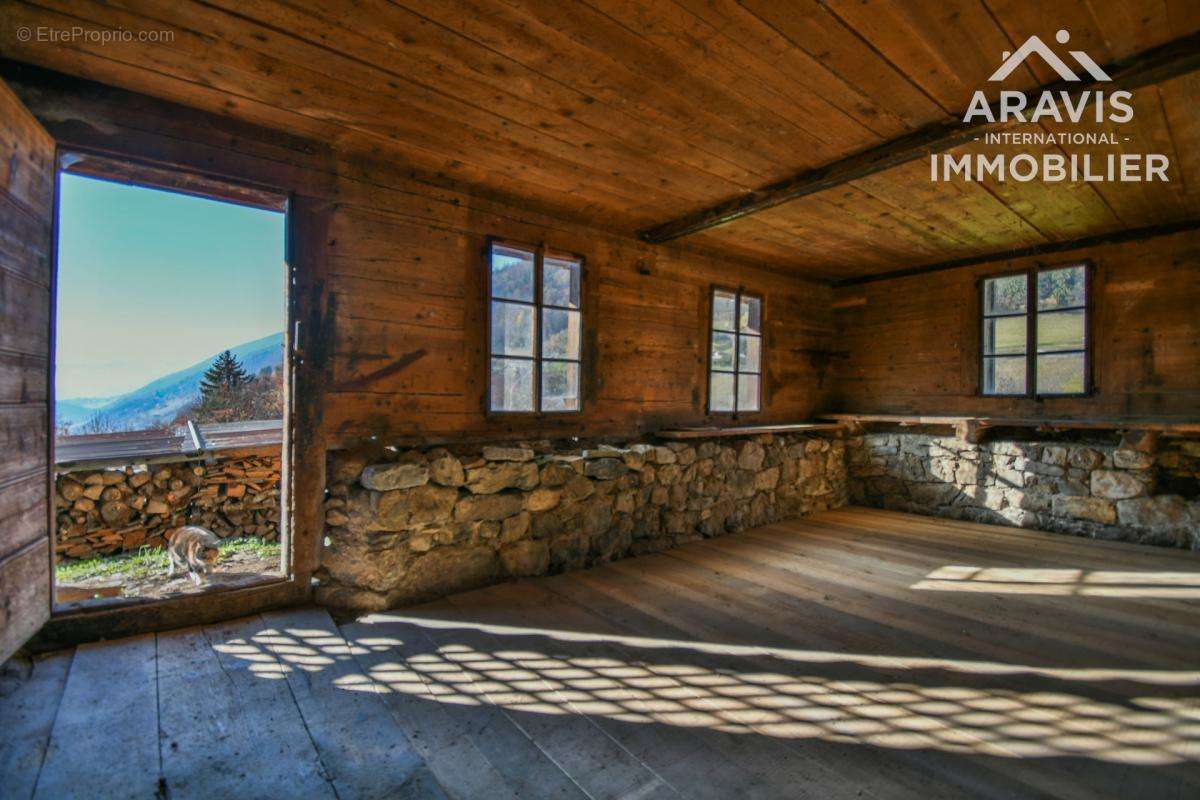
[638, 32, 1200, 244]
[833, 217, 1200, 287]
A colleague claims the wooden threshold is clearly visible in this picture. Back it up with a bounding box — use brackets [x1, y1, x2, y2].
[28, 576, 310, 652]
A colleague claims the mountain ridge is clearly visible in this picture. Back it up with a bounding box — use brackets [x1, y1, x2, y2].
[57, 331, 284, 432]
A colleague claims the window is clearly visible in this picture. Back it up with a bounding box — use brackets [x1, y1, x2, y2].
[708, 288, 762, 413]
[488, 241, 582, 412]
[981, 263, 1089, 397]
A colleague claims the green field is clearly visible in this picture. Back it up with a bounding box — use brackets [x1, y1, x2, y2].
[989, 311, 1084, 394]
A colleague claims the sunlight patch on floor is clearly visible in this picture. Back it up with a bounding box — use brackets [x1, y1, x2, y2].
[211, 618, 1200, 767]
[913, 565, 1200, 598]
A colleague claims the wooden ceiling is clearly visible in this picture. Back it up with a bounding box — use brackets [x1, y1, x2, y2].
[1, 0, 1197, 282]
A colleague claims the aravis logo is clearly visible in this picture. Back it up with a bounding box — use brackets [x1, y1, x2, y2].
[989, 30, 1110, 83]
[931, 28, 1169, 184]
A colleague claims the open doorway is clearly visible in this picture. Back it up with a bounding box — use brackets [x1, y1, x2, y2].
[50, 153, 289, 608]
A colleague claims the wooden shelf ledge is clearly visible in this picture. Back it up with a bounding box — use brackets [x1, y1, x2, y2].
[820, 413, 1200, 441]
[656, 422, 842, 440]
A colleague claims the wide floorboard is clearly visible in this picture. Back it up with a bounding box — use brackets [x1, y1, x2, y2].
[3, 507, 1198, 798]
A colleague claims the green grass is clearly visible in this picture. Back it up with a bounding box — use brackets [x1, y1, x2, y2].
[990, 312, 1085, 394]
[56, 537, 281, 585]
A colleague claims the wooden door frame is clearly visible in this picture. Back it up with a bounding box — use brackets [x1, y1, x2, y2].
[30, 148, 321, 651]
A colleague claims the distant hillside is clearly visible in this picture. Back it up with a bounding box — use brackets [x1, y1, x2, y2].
[57, 332, 284, 433]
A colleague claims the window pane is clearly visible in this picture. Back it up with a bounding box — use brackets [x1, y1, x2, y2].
[1038, 266, 1085, 310]
[543, 257, 581, 308]
[1037, 352, 1085, 394]
[739, 295, 762, 334]
[491, 301, 534, 356]
[542, 308, 581, 360]
[541, 361, 580, 411]
[712, 290, 736, 332]
[983, 316, 1026, 355]
[737, 374, 760, 411]
[984, 274, 1027, 315]
[710, 372, 734, 412]
[1037, 308, 1085, 353]
[490, 244, 535, 302]
[710, 331, 735, 371]
[738, 334, 761, 373]
[982, 356, 1026, 395]
[490, 357, 534, 411]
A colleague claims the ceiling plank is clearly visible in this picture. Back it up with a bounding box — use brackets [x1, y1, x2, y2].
[637, 30, 1200, 244]
[834, 217, 1200, 287]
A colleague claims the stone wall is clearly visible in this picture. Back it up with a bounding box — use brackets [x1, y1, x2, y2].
[848, 432, 1200, 549]
[318, 433, 848, 611]
[55, 452, 281, 561]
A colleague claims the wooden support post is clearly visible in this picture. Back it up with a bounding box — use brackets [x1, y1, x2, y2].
[285, 195, 333, 584]
[1118, 429, 1159, 454]
[955, 419, 985, 444]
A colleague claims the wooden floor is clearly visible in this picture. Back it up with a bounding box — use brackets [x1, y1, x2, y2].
[3, 507, 1199, 799]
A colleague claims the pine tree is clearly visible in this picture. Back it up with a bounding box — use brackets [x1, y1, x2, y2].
[200, 350, 252, 400]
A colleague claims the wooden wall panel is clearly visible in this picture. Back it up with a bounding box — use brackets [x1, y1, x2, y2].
[830, 229, 1200, 417]
[4, 65, 832, 453]
[0, 78, 53, 662]
[318, 202, 833, 443]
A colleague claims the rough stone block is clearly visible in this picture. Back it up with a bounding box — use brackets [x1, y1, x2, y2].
[482, 445, 534, 462]
[754, 466, 781, 491]
[1091, 470, 1148, 500]
[650, 446, 677, 465]
[584, 458, 628, 480]
[361, 462, 430, 492]
[737, 441, 765, 471]
[539, 461, 577, 487]
[526, 488, 561, 512]
[466, 461, 539, 494]
[501, 511, 531, 542]
[453, 492, 525, 522]
[1051, 496, 1116, 524]
[428, 452, 466, 486]
[375, 484, 459, 528]
[1040, 446, 1068, 466]
[1068, 447, 1104, 470]
[1116, 496, 1190, 536]
[501, 539, 549, 577]
[1113, 450, 1154, 470]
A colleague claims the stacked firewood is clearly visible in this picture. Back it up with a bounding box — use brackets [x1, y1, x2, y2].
[54, 453, 281, 561]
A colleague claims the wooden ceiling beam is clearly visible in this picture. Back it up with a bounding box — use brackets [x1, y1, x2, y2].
[637, 32, 1200, 245]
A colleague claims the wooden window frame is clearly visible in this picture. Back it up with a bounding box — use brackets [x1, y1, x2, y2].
[485, 237, 584, 416]
[39, 148, 308, 643]
[979, 261, 1092, 399]
[706, 285, 764, 416]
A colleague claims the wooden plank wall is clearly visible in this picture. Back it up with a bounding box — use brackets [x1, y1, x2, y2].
[0, 79, 54, 661]
[829, 229, 1200, 417]
[3, 64, 833, 452]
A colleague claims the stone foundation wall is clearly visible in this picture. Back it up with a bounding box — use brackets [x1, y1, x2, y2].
[848, 432, 1200, 549]
[318, 433, 848, 611]
[55, 452, 281, 561]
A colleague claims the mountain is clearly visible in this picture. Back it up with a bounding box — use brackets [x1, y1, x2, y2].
[57, 332, 284, 433]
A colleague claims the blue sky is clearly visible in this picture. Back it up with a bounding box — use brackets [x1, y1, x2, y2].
[55, 174, 285, 399]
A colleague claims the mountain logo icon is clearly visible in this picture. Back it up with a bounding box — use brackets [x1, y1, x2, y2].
[989, 30, 1111, 82]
